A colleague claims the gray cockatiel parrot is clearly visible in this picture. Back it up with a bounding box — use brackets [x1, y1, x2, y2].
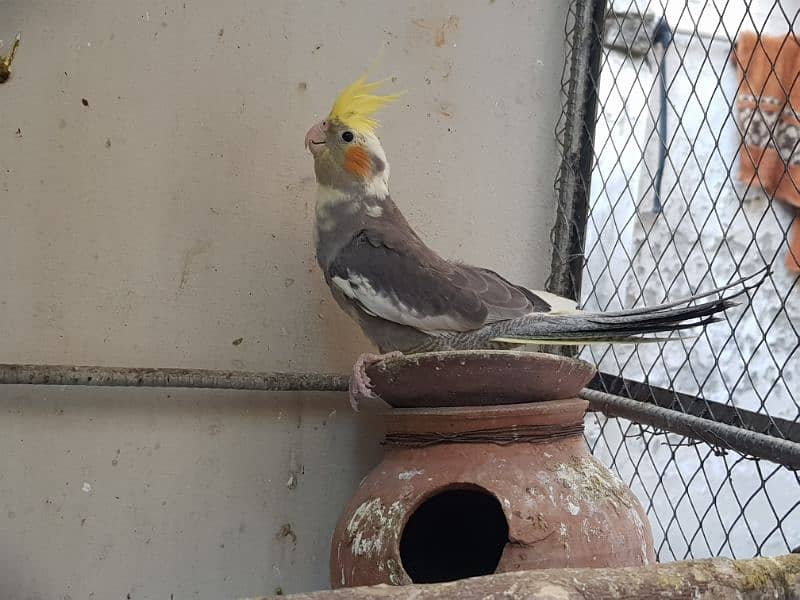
[305, 75, 760, 406]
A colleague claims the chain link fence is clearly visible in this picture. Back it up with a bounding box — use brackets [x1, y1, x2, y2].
[550, 0, 800, 560]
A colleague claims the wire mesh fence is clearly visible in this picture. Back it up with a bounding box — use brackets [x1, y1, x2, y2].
[551, 0, 800, 560]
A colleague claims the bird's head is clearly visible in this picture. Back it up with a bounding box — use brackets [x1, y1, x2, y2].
[305, 76, 402, 195]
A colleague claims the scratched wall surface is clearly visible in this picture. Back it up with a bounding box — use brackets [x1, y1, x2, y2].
[0, 1, 567, 597]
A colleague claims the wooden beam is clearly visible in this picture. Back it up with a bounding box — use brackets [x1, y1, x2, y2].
[248, 554, 800, 599]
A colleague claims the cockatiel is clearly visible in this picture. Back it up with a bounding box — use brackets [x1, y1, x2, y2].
[305, 75, 761, 405]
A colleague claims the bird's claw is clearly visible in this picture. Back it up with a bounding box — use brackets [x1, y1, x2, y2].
[348, 351, 403, 411]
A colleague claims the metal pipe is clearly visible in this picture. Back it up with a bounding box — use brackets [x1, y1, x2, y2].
[0, 363, 348, 393]
[2, 362, 797, 469]
[590, 371, 800, 443]
[580, 387, 800, 470]
[547, 0, 607, 302]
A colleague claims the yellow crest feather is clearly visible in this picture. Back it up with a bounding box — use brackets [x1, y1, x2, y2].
[328, 75, 403, 135]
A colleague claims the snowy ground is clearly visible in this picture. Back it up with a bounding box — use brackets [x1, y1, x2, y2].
[581, 0, 800, 559]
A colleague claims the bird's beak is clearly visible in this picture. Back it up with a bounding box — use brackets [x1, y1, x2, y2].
[305, 120, 327, 155]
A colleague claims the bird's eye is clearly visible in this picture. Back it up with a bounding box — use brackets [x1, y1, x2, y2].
[341, 131, 354, 143]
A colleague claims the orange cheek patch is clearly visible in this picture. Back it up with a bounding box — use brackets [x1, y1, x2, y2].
[344, 146, 372, 179]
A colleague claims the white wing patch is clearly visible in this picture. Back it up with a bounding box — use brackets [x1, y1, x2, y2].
[332, 275, 379, 317]
[529, 289, 581, 315]
[364, 203, 383, 217]
[332, 272, 464, 333]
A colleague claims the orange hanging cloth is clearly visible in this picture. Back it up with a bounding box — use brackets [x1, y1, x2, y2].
[733, 32, 800, 272]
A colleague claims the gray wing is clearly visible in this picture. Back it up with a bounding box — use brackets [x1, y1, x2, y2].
[327, 228, 551, 333]
[454, 265, 552, 322]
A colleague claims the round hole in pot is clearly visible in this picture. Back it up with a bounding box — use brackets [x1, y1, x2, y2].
[399, 485, 509, 583]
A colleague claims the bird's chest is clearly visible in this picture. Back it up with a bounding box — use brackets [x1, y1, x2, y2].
[313, 191, 367, 272]
[314, 218, 359, 274]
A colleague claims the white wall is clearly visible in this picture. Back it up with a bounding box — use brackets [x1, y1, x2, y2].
[0, 1, 568, 597]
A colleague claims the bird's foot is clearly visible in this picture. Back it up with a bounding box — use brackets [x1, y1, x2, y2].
[348, 351, 403, 412]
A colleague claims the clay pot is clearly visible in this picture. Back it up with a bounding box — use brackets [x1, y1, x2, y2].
[365, 349, 596, 408]
[330, 351, 656, 588]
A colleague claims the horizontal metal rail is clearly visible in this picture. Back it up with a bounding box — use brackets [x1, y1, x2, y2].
[589, 372, 800, 444]
[1, 362, 798, 469]
[0, 363, 348, 392]
[580, 388, 800, 470]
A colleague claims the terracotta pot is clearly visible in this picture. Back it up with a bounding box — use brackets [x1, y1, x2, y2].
[365, 349, 597, 408]
[330, 352, 656, 588]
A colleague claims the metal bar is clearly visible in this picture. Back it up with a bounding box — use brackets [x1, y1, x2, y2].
[580, 388, 800, 470]
[590, 372, 800, 443]
[548, 0, 607, 302]
[0, 363, 349, 393]
[651, 17, 672, 213]
[2, 362, 799, 469]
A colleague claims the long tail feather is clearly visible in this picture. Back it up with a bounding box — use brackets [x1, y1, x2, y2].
[585, 267, 768, 317]
[488, 268, 768, 345]
[491, 335, 699, 346]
